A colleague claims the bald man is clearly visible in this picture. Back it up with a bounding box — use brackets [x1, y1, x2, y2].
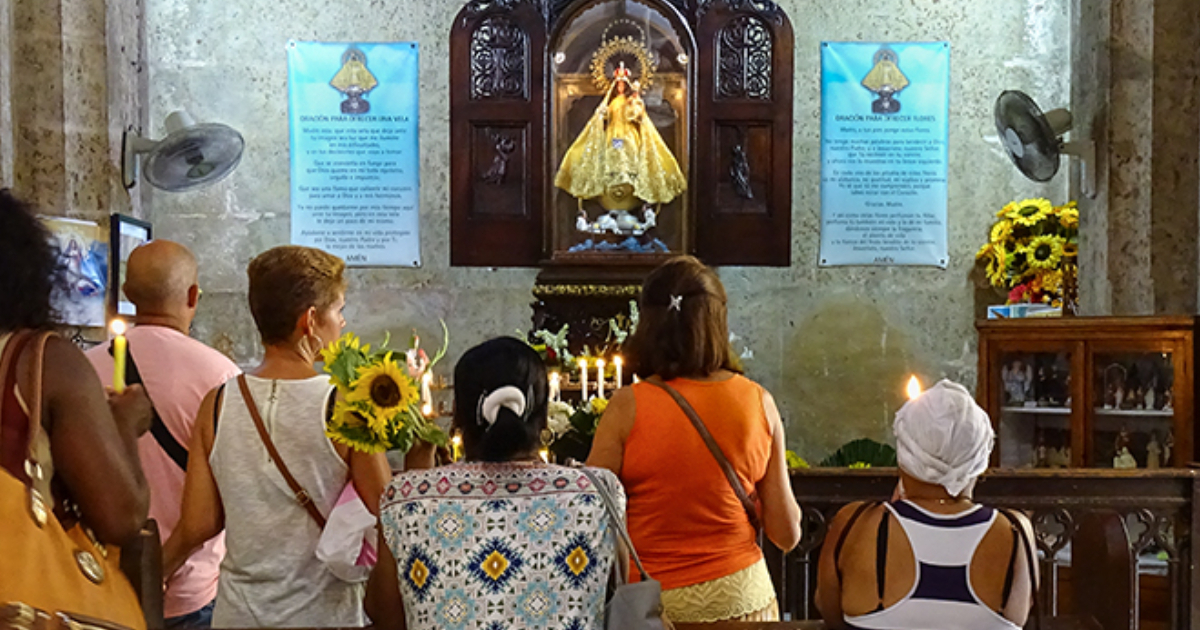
[87, 240, 239, 629]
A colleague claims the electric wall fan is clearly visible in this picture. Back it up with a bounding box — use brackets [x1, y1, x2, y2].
[122, 111, 245, 192]
[994, 90, 1094, 197]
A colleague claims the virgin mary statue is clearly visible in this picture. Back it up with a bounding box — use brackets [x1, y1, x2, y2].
[555, 62, 687, 211]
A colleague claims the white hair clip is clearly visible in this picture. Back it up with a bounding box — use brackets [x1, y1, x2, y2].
[476, 385, 536, 428]
[669, 295, 683, 312]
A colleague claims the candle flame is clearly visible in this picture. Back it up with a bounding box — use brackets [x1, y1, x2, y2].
[613, 355, 623, 366]
[452, 435, 462, 447]
[906, 375, 922, 400]
[578, 358, 587, 368]
[422, 402, 434, 416]
[538, 447, 549, 463]
[110, 318, 127, 336]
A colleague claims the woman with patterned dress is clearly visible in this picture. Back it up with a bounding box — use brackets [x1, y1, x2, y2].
[368, 337, 624, 630]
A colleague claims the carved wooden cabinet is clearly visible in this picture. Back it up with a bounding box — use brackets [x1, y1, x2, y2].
[450, 0, 794, 269]
[977, 316, 1198, 469]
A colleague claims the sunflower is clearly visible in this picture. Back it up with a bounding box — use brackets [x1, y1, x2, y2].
[1005, 198, 1054, 227]
[1059, 206, 1079, 229]
[348, 353, 420, 418]
[996, 200, 1019, 218]
[1039, 269, 1064, 294]
[1063, 240, 1078, 257]
[1022, 235, 1065, 271]
[989, 219, 1014, 246]
[321, 332, 367, 365]
[979, 242, 1009, 287]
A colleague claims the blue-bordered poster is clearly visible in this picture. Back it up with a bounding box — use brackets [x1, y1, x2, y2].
[819, 42, 950, 268]
[288, 41, 420, 267]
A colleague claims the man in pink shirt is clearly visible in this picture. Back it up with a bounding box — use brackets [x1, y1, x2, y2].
[87, 240, 239, 629]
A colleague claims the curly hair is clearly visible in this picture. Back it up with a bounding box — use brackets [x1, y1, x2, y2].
[0, 190, 59, 333]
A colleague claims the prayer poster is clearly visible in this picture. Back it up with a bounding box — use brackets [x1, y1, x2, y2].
[288, 41, 421, 267]
[818, 42, 950, 268]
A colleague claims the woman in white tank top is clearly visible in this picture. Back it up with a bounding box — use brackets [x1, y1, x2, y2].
[163, 246, 392, 628]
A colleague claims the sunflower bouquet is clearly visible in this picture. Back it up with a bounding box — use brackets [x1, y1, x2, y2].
[976, 198, 1078, 306]
[320, 323, 450, 454]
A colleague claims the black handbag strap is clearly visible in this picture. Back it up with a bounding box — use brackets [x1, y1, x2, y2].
[111, 341, 188, 470]
[997, 507, 1041, 629]
[645, 378, 762, 532]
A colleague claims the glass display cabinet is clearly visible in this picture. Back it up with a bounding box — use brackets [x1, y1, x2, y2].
[977, 317, 1197, 468]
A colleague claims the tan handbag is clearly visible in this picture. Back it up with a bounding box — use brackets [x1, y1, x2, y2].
[0, 331, 146, 630]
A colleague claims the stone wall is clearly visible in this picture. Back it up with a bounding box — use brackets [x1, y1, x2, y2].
[142, 0, 1071, 460]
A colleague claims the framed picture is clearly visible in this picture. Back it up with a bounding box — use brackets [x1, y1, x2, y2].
[109, 214, 152, 318]
[41, 217, 108, 327]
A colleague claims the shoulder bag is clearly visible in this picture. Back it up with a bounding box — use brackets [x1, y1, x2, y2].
[580, 468, 672, 630]
[0, 331, 146, 630]
[644, 378, 762, 531]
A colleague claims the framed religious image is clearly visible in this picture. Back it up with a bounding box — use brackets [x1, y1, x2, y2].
[42, 217, 108, 327]
[548, 1, 692, 263]
[109, 213, 152, 317]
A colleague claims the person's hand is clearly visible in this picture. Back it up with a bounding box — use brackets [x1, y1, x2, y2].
[404, 439, 437, 471]
[108, 384, 152, 437]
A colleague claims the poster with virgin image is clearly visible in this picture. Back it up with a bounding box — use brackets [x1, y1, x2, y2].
[818, 42, 950, 267]
[288, 41, 421, 267]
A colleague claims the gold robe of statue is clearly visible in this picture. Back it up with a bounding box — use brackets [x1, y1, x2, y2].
[555, 77, 686, 211]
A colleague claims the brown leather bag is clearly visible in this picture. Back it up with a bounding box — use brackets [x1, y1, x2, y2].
[0, 331, 146, 630]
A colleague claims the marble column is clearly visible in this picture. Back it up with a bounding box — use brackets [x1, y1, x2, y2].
[2, 0, 146, 219]
[1074, 0, 1200, 315]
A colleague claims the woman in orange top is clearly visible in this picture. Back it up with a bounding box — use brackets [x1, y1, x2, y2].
[588, 255, 802, 622]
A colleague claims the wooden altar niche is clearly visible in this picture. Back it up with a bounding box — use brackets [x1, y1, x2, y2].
[450, 0, 794, 344]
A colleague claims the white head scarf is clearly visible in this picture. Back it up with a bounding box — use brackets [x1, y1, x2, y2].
[894, 379, 994, 497]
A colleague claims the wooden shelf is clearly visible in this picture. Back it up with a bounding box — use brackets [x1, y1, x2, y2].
[1002, 406, 1071, 415]
[1094, 408, 1174, 418]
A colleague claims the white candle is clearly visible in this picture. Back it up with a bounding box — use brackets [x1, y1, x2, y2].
[578, 359, 588, 400]
[613, 356, 623, 389]
[549, 372, 561, 403]
[421, 371, 434, 409]
[596, 359, 606, 399]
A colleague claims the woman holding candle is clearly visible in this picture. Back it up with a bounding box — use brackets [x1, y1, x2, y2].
[588, 255, 802, 623]
[0, 190, 152, 621]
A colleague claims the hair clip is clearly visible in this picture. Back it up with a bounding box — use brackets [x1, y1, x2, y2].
[669, 295, 683, 312]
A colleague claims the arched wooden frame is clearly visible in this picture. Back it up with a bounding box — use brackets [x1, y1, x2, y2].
[450, 0, 793, 268]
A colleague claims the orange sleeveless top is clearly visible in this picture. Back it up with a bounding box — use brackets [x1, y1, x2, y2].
[621, 375, 773, 590]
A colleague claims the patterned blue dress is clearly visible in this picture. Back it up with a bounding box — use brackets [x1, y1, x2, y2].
[380, 462, 624, 630]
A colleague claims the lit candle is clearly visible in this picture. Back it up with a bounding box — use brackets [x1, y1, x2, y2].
[421, 371, 433, 410]
[539, 447, 549, 463]
[906, 375, 922, 400]
[596, 359, 606, 399]
[613, 356, 623, 389]
[110, 319, 127, 394]
[549, 371, 561, 403]
[451, 434, 463, 462]
[578, 359, 588, 400]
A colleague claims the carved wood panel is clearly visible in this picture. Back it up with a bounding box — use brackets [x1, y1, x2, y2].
[718, 15, 772, 100]
[714, 123, 771, 214]
[470, 16, 529, 100]
[472, 124, 529, 216]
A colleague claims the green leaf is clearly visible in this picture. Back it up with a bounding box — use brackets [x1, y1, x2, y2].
[819, 438, 897, 467]
[324, 347, 367, 388]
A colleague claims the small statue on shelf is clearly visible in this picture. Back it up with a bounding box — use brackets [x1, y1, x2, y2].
[1034, 430, 1048, 468]
[1113, 426, 1137, 468]
[1002, 360, 1033, 405]
[1164, 429, 1174, 465]
[1163, 389, 1174, 412]
[1145, 387, 1156, 411]
[1046, 446, 1071, 468]
[1146, 432, 1162, 469]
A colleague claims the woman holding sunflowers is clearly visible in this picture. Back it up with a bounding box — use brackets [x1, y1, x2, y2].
[163, 246, 394, 628]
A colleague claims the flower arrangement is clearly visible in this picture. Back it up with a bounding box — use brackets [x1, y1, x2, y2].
[545, 397, 608, 463]
[321, 323, 450, 454]
[976, 198, 1078, 306]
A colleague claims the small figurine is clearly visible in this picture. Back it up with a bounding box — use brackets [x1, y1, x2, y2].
[1145, 387, 1156, 411]
[1002, 360, 1034, 405]
[1114, 384, 1125, 410]
[1134, 386, 1146, 410]
[1146, 432, 1162, 469]
[1113, 426, 1137, 468]
[1164, 429, 1174, 464]
[641, 207, 657, 231]
[575, 210, 590, 232]
[1113, 447, 1138, 469]
[596, 212, 619, 233]
[1164, 389, 1174, 412]
[1046, 446, 1070, 468]
[1034, 431, 1048, 468]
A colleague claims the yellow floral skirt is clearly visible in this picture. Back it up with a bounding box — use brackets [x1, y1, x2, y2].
[660, 558, 779, 623]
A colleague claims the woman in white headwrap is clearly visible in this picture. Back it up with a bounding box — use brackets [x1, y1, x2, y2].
[815, 380, 1038, 630]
